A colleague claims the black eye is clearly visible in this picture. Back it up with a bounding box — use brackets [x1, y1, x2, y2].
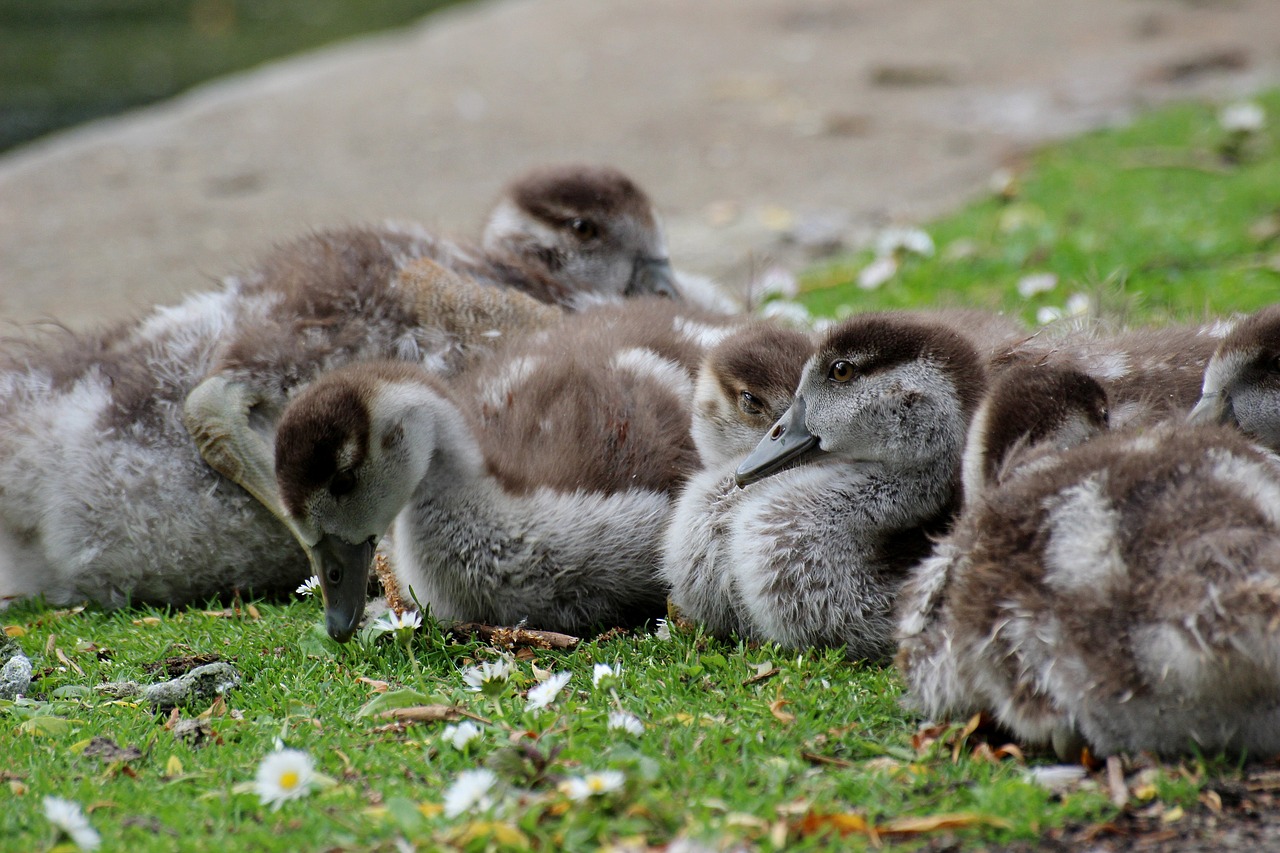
[739, 391, 764, 416]
[829, 361, 856, 383]
[330, 470, 357, 499]
[1268, 354, 1280, 374]
[568, 217, 599, 240]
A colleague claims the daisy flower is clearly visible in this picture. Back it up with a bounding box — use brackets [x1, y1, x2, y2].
[461, 655, 515, 695]
[43, 797, 100, 851]
[441, 720, 483, 751]
[525, 671, 571, 711]
[375, 608, 422, 645]
[874, 226, 934, 259]
[443, 768, 497, 818]
[560, 770, 625, 801]
[653, 618, 671, 641]
[592, 663, 621, 688]
[295, 576, 320, 597]
[253, 748, 316, 810]
[857, 255, 897, 290]
[1219, 101, 1265, 134]
[608, 710, 644, 736]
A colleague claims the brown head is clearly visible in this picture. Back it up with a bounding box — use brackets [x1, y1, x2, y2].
[1191, 304, 1280, 452]
[482, 164, 678, 302]
[691, 323, 814, 468]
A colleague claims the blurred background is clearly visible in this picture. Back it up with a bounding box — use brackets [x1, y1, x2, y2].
[0, 0, 462, 151]
[1, 0, 1278, 329]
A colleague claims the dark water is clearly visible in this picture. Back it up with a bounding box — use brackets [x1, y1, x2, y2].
[0, 0, 465, 152]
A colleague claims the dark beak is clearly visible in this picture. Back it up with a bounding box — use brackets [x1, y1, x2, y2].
[313, 534, 376, 642]
[1188, 391, 1235, 427]
[735, 396, 822, 487]
[628, 256, 680, 299]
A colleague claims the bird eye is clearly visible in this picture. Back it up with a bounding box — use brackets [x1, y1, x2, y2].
[739, 391, 763, 416]
[828, 360, 856, 383]
[330, 470, 357, 499]
[568, 217, 600, 240]
[1268, 354, 1280, 374]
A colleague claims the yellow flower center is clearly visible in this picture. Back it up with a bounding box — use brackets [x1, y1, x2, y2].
[279, 770, 300, 790]
[587, 777, 606, 794]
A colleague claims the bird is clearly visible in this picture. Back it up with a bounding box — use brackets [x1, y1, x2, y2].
[0, 164, 685, 611]
[274, 298, 741, 641]
[1189, 303, 1280, 451]
[668, 312, 993, 660]
[897, 363, 1280, 759]
[993, 317, 1228, 429]
[661, 322, 815, 639]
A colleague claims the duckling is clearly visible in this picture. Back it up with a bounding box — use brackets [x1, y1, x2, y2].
[898, 366, 1280, 758]
[275, 299, 738, 641]
[662, 313, 991, 660]
[994, 318, 1227, 428]
[0, 164, 679, 610]
[187, 162, 682, 535]
[897, 364, 1111, 728]
[1189, 304, 1280, 451]
[661, 323, 815, 639]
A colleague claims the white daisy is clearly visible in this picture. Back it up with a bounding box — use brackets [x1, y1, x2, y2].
[253, 748, 316, 810]
[525, 671, 571, 712]
[1219, 101, 1265, 134]
[560, 770, 626, 801]
[653, 619, 671, 641]
[443, 768, 497, 818]
[461, 656, 515, 695]
[608, 711, 644, 736]
[857, 255, 897, 290]
[295, 576, 320, 597]
[592, 663, 622, 688]
[375, 609, 422, 644]
[1016, 272, 1058, 299]
[875, 226, 934, 259]
[43, 797, 100, 851]
[441, 720, 483, 750]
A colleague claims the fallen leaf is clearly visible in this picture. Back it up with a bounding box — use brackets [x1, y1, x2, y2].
[355, 676, 389, 693]
[1161, 805, 1185, 824]
[55, 648, 84, 677]
[769, 698, 795, 725]
[794, 810, 871, 838]
[165, 755, 184, 776]
[453, 819, 530, 848]
[1200, 790, 1223, 813]
[3, 626, 25, 637]
[377, 704, 466, 724]
[132, 617, 162, 626]
[743, 666, 780, 687]
[245, 604, 261, 620]
[879, 812, 1012, 835]
[801, 751, 855, 769]
[9, 780, 26, 795]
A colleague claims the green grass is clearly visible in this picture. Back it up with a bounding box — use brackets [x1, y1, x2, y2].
[1, 598, 1116, 851]
[5, 92, 1279, 850]
[795, 90, 1280, 327]
[0, 0, 466, 152]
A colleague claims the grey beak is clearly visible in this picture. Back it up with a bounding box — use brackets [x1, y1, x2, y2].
[313, 534, 376, 642]
[628, 256, 680, 299]
[735, 396, 822, 487]
[1188, 391, 1235, 427]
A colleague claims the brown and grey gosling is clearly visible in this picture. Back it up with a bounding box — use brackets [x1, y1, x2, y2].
[661, 323, 815, 639]
[667, 312, 992, 660]
[0, 164, 683, 611]
[898, 363, 1280, 759]
[1189, 303, 1280, 451]
[274, 299, 742, 642]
